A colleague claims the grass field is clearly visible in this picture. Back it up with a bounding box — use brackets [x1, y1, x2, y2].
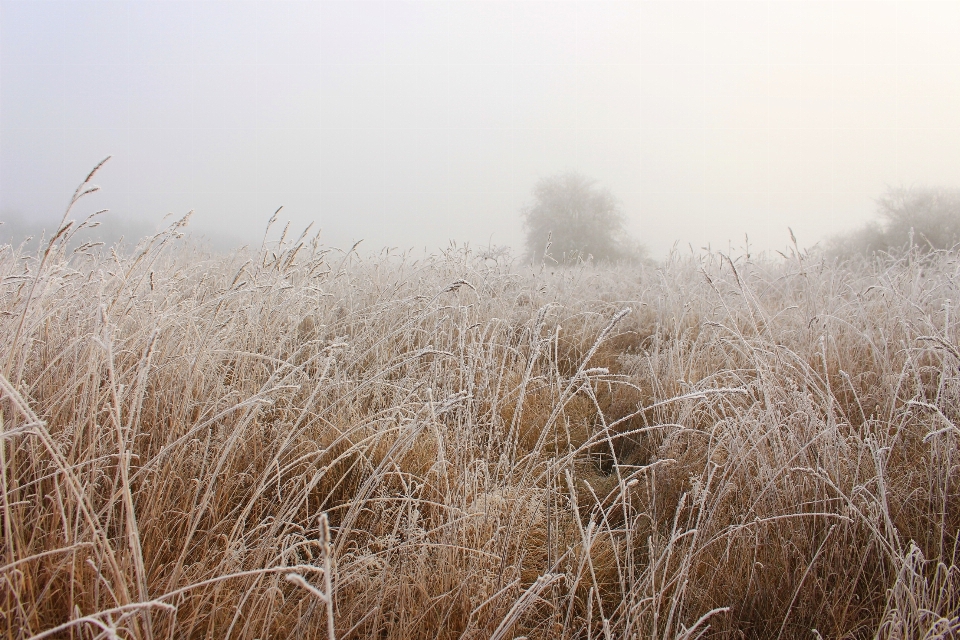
[3, 193, 960, 637]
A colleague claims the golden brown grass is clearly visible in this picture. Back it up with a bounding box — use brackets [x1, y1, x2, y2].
[3, 178, 960, 638]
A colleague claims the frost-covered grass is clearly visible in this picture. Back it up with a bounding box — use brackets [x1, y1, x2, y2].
[3, 177, 960, 638]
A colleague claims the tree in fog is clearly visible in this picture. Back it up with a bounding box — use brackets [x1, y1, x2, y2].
[828, 186, 960, 256]
[521, 171, 640, 263]
[878, 186, 960, 250]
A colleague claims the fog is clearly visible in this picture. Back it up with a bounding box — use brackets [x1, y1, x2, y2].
[2, 1, 959, 257]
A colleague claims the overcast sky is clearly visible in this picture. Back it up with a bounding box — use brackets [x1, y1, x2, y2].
[2, 1, 959, 256]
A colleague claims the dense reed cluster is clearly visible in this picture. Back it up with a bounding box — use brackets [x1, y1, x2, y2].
[3, 184, 960, 638]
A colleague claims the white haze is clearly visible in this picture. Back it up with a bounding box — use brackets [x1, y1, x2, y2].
[2, 1, 959, 256]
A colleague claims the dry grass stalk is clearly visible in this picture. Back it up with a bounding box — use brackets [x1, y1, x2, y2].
[2, 195, 960, 637]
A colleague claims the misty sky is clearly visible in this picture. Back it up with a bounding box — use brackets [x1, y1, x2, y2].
[2, 1, 959, 256]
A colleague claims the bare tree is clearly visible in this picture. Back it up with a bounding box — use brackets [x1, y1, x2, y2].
[521, 171, 640, 263]
[878, 186, 960, 251]
[826, 186, 960, 257]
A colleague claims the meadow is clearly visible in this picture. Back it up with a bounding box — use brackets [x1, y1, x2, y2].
[3, 189, 960, 638]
